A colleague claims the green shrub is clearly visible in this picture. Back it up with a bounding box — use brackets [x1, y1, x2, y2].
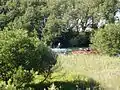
[91, 24, 120, 56]
[0, 28, 57, 82]
[69, 32, 90, 47]
[0, 67, 34, 90]
[12, 66, 34, 89]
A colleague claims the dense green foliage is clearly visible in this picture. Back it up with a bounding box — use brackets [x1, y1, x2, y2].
[1, 0, 120, 47]
[0, 29, 57, 89]
[1, 0, 120, 89]
[91, 24, 120, 55]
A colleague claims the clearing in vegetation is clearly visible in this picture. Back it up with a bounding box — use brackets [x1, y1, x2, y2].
[56, 54, 120, 90]
[38, 54, 120, 90]
[34, 54, 120, 90]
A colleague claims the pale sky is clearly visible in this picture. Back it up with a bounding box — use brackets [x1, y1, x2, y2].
[115, 9, 120, 20]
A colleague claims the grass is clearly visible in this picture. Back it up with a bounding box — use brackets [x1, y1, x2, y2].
[34, 54, 120, 90]
[56, 54, 120, 90]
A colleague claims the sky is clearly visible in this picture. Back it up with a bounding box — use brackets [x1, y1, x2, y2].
[115, 9, 120, 20]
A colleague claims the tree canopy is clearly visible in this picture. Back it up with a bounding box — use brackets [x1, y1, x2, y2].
[91, 24, 120, 56]
[0, 0, 120, 47]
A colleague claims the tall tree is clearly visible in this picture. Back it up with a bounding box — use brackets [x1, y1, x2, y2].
[0, 0, 119, 47]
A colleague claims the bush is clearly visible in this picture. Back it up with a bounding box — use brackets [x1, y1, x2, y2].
[0, 28, 57, 82]
[70, 32, 90, 47]
[12, 66, 34, 89]
[0, 67, 34, 90]
[91, 24, 120, 56]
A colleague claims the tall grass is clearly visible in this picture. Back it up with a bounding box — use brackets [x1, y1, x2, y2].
[33, 54, 120, 89]
[57, 54, 120, 89]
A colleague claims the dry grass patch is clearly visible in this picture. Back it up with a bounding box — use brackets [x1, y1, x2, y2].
[57, 54, 120, 89]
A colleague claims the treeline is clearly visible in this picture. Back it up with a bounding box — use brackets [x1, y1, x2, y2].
[0, 0, 120, 48]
